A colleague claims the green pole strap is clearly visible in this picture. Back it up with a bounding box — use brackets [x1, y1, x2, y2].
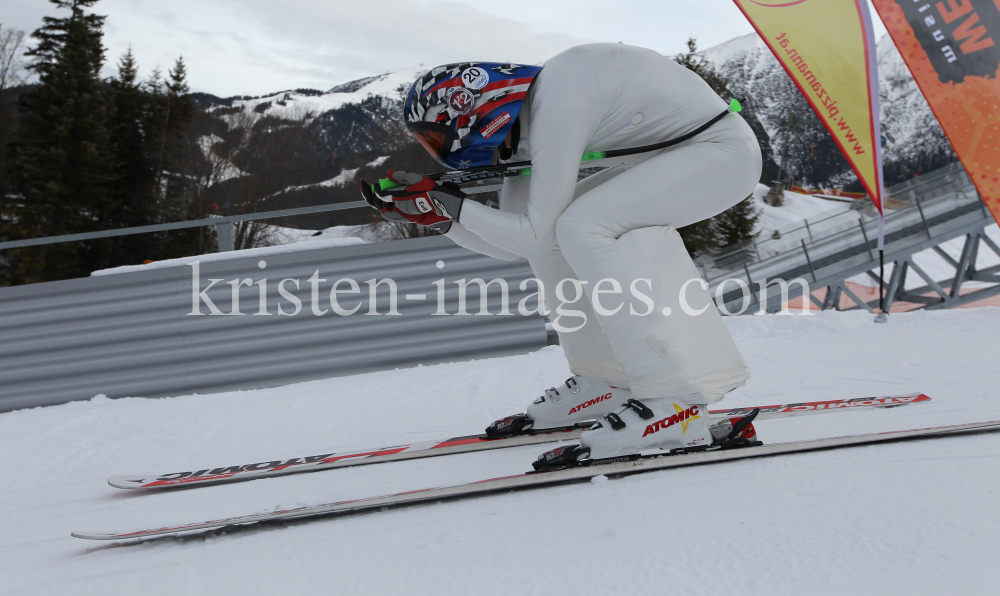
[728, 98, 743, 113]
[378, 178, 401, 191]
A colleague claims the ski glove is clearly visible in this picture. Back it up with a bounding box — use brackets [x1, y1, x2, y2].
[360, 170, 466, 233]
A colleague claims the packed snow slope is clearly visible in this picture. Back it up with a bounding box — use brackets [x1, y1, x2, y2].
[2, 308, 1000, 595]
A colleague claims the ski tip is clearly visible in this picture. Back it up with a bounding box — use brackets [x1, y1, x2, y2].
[108, 475, 152, 489]
[72, 531, 120, 541]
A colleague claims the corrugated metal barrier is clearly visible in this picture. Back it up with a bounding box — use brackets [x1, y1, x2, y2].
[0, 236, 547, 412]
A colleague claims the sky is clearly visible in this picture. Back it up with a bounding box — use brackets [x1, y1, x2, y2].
[4, 0, 889, 98]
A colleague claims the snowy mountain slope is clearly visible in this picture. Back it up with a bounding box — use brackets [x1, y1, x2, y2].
[218, 66, 426, 123]
[2, 308, 1000, 595]
[701, 33, 955, 188]
[875, 40, 959, 178]
[189, 68, 441, 232]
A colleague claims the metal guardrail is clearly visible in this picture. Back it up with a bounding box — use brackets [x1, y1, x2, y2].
[0, 235, 546, 412]
[0, 201, 368, 251]
[706, 162, 973, 268]
[0, 181, 505, 253]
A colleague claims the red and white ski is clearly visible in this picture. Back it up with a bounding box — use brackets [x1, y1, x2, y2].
[75, 416, 997, 542]
[109, 394, 929, 490]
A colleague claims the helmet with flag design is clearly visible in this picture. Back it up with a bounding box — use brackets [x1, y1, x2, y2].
[404, 62, 543, 170]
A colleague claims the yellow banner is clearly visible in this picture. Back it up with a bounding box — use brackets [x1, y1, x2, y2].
[733, 0, 884, 213]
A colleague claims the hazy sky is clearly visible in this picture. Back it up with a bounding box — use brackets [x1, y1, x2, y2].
[4, 0, 889, 97]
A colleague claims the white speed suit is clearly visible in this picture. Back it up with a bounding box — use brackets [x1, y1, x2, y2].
[445, 43, 762, 404]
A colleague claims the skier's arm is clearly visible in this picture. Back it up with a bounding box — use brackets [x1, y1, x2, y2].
[458, 107, 602, 260]
[442, 172, 534, 261]
[444, 222, 520, 261]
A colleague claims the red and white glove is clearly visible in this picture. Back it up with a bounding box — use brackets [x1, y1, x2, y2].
[360, 170, 466, 231]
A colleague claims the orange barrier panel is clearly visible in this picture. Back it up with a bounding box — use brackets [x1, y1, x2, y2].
[872, 0, 1000, 227]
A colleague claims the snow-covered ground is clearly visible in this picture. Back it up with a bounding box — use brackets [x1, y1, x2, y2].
[751, 183, 854, 240]
[2, 307, 999, 595]
[90, 236, 365, 276]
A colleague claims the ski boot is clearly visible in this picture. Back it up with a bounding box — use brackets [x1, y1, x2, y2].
[532, 401, 762, 470]
[485, 377, 631, 438]
[577, 398, 715, 460]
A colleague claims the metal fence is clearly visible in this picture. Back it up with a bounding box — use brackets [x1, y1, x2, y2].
[701, 161, 975, 276]
[0, 236, 546, 412]
[702, 162, 989, 312]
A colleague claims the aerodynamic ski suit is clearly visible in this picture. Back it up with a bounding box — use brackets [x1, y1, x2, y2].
[447, 43, 762, 404]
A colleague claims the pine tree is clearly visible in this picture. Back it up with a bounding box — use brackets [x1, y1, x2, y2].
[674, 38, 734, 99]
[106, 47, 159, 262]
[155, 57, 195, 194]
[156, 57, 203, 253]
[713, 196, 760, 247]
[4, 0, 114, 283]
[673, 38, 761, 255]
[678, 218, 722, 256]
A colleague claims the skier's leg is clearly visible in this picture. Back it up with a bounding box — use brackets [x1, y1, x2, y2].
[482, 170, 635, 433]
[528, 253, 626, 385]
[498, 166, 631, 388]
[554, 116, 761, 456]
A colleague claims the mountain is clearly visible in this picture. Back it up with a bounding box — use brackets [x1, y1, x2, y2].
[701, 33, 955, 189]
[187, 67, 442, 231]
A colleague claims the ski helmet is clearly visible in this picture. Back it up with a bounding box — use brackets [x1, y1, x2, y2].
[404, 62, 543, 170]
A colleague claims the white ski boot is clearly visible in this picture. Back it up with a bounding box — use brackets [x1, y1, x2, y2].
[577, 398, 713, 459]
[532, 401, 762, 469]
[484, 377, 631, 438]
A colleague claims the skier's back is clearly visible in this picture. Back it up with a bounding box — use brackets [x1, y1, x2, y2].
[364, 43, 763, 463]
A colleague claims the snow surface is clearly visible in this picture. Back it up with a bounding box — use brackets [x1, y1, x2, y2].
[197, 135, 248, 183]
[297, 223, 388, 244]
[90, 236, 365, 276]
[751, 183, 854, 240]
[2, 308, 1000, 594]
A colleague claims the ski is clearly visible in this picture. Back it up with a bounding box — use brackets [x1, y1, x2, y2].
[74, 417, 998, 542]
[109, 393, 930, 491]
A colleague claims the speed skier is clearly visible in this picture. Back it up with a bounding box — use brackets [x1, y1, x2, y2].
[361, 43, 762, 464]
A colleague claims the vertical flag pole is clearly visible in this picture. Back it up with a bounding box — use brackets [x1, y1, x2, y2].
[875, 209, 888, 323]
[861, 0, 888, 323]
[731, 0, 890, 323]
